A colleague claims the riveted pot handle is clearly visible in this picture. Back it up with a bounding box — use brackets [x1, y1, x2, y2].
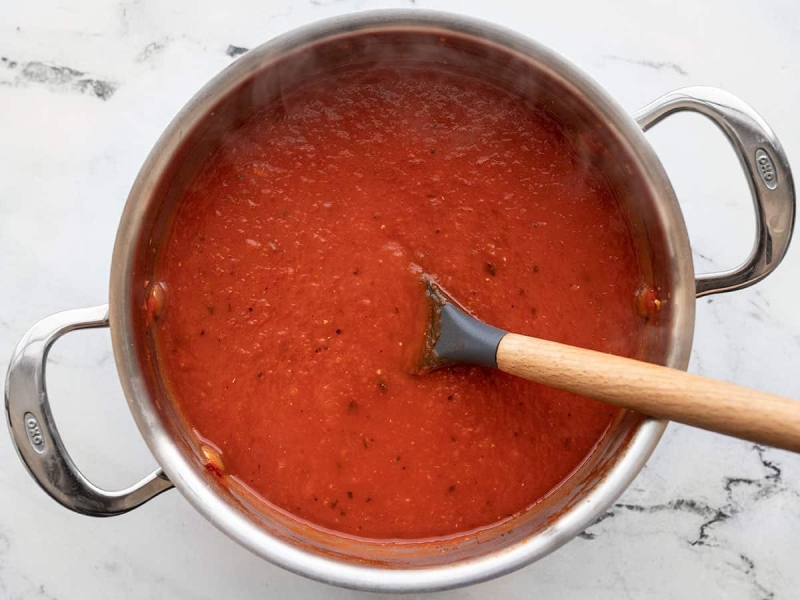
[634, 86, 795, 297]
[4, 305, 173, 516]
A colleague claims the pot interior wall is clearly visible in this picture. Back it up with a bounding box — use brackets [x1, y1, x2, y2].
[129, 27, 678, 567]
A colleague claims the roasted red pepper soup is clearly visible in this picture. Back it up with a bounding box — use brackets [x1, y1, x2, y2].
[152, 67, 651, 540]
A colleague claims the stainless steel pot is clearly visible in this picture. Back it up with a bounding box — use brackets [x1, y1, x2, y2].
[5, 10, 795, 592]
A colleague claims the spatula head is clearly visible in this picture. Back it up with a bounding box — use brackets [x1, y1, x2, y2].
[411, 277, 506, 374]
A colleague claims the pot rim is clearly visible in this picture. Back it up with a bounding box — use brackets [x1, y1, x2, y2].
[109, 9, 694, 592]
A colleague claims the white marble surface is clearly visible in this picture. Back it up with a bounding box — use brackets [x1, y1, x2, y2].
[1, 0, 799, 598]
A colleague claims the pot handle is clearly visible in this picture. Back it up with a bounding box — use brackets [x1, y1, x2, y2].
[634, 86, 795, 297]
[4, 305, 173, 516]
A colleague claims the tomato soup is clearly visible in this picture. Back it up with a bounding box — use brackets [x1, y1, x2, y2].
[152, 67, 649, 539]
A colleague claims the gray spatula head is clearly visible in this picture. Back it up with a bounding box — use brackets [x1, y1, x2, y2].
[413, 278, 507, 374]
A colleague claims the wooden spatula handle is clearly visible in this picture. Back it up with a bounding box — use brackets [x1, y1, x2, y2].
[496, 333, 800, 452]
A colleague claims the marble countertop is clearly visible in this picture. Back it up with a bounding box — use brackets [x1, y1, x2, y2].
[2, 0, 799, 598]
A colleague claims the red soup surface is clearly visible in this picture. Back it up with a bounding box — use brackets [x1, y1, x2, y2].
[153, 67, 650, 540]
